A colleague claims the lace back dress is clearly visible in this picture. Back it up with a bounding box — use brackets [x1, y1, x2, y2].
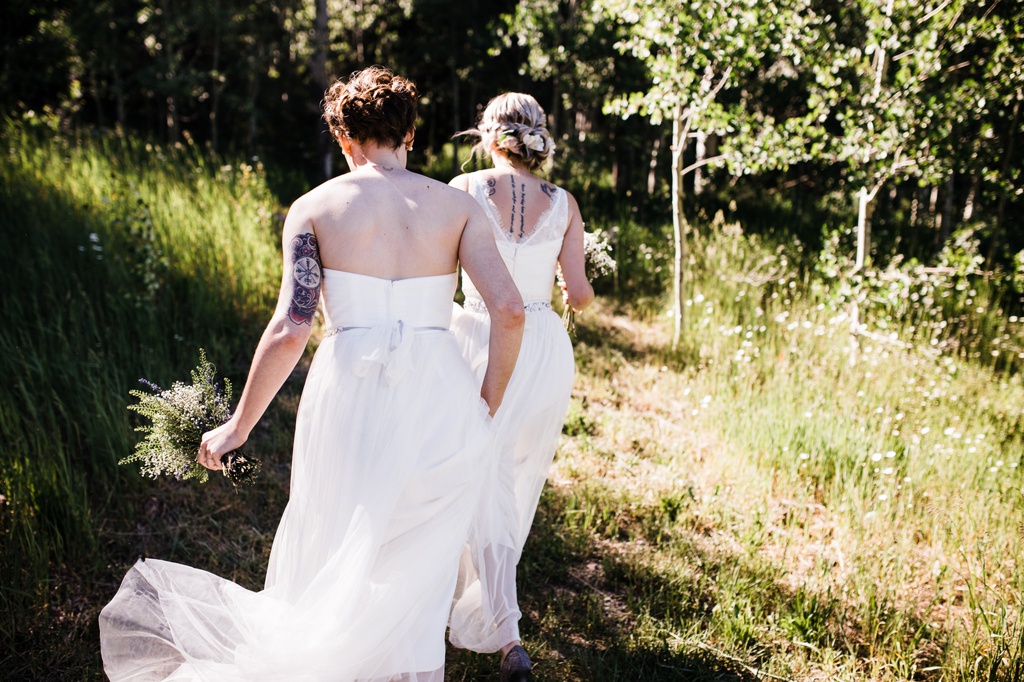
[100, 270, 492, 682]
[448, 176, 576, 653]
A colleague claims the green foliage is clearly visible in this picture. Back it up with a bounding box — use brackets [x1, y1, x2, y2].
[4, 0, 1022, 275]
[814, 0, 997, 196]
[4, 160, 1024, 676]
[813, 224, 1024, 371]
[0, 122, 281, 635]
[597, 0, 831, 174]
[601, 218, 673, 309]
[3, 2, 1024, 674]
[562, 397, 596, 438]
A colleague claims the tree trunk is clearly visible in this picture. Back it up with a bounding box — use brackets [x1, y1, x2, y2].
[909, 185, 921, 257]
[112, 64, 126, 131]
[937, 175, 954, 246]
[313, 0, 331, 180]
[550, 77, 561, 181]
[448, 13, 461, 176]
[427, 96, 437, 160]
[855, 185, 875, 271]
[693, 130, 707, 195]
[160, 0, 180, 144]
[853, 0, 892, 270]
[962, 176, 978, 222]
[354, 0, 365, 63]
[647, 135, 661, 196]
[671, 104, 690, 350]
[246, 47, 261, 157]
[166, 95, 180, 144]
[992, 96, 1020, 265]
[89, 69, 105, 128]
[929, 184, 939, 245]
[610, 127, 618, 191]
[210, 0, 222, 155]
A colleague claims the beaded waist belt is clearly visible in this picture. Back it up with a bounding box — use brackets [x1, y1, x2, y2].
[463, 299, 552, 314]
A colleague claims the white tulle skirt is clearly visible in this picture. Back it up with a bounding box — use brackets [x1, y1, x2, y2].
[447, 304, 574, 653]
[100, 328, 492, 681]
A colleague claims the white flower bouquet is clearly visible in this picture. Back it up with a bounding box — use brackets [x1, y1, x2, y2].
[121, 349, 260, 488]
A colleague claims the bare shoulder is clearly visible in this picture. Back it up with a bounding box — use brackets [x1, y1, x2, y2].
[292, 175, 364, 223]
[428, 176, 480, 211]
[416, 172, 460, 194]
[563, 187, 581, 213]
[283, 187, 319, 228]
[293, 175, 356, 208]
[451, 169, 501, 191]
[448, 173, 470, 191]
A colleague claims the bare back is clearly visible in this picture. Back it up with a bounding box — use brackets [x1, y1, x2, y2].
[460, 169, 564, 244]
[451, 167, 593, 311]
[295, 167, 478, 280]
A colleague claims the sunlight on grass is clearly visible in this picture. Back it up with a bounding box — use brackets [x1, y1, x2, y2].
[0, 122, 282, 637]
[5, 126, 1024, 680]
[497, 214, 1024, 680]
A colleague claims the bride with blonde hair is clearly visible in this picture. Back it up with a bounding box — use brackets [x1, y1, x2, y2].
[448, 92, 594, 681]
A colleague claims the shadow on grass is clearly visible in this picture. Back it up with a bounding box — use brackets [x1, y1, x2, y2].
[445, 478, 947, 682]
[0, 366, 304, 682]
[444, 484, 765, 682]
[569, 298, 699, 377]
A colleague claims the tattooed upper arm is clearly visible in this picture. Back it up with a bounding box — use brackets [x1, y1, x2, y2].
[286, 232, 321, 326]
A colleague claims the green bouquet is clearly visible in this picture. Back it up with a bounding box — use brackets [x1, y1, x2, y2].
[121, 349, 260, 488]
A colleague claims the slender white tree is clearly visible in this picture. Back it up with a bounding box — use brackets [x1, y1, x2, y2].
[597, 0, 830, 349]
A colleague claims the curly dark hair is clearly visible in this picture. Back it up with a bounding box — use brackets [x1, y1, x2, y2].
[323, 66, 418, 150]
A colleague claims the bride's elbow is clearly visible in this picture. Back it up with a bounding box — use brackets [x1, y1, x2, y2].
[267, 318, 313, 351]
[491, 295, 526, 331]
[567, 284, 595, 312]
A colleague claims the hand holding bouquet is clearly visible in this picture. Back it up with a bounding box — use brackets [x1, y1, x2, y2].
[121, 350, 261, 488]
[559, 229, 617, 334]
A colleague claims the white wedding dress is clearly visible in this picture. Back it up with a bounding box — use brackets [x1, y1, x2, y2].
[448, 177, 575, 652]
[100, 270, 492, 682]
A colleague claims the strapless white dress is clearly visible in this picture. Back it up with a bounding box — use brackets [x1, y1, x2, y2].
[448, 180, 575, 652]
[100, 270, 492, 682]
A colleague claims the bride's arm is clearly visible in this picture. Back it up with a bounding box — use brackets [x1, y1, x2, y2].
[198, 199, 320, 469]
[458, 201, 525, 417]
[557, 191, 595, 312]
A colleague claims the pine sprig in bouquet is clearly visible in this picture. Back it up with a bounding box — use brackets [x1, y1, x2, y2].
[559, 229, 617, 334]
[121, 349, 260, 488]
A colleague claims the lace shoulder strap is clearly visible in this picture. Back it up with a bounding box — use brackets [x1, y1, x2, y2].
[530, 184, 569, 244]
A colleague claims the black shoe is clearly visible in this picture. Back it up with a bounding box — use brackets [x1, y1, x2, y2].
[500, 644, 532, 682]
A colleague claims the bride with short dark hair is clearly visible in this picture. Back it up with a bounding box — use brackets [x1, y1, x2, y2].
[99, 66, 524, 682]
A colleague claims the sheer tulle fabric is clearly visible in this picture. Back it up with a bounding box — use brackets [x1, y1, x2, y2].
[100, 271, 491, 682]
[448, 178, 575, 653]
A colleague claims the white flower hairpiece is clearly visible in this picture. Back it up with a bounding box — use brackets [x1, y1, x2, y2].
[521, 132, 547, 153]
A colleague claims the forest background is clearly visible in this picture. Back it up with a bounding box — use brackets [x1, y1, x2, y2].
[2, 0, 1024, 679]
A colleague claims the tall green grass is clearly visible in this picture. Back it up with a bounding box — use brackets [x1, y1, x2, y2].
[549, 209, 1024, 678]
[0, 122, 282, 635]
[4, 121, 1023, 679]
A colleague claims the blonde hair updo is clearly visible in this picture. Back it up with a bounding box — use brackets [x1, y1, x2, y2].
[462, 93, 554, 171]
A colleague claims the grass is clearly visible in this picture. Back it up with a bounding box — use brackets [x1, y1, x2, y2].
[3, 126, 1024, 680]
[0, 121, 281, 640]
